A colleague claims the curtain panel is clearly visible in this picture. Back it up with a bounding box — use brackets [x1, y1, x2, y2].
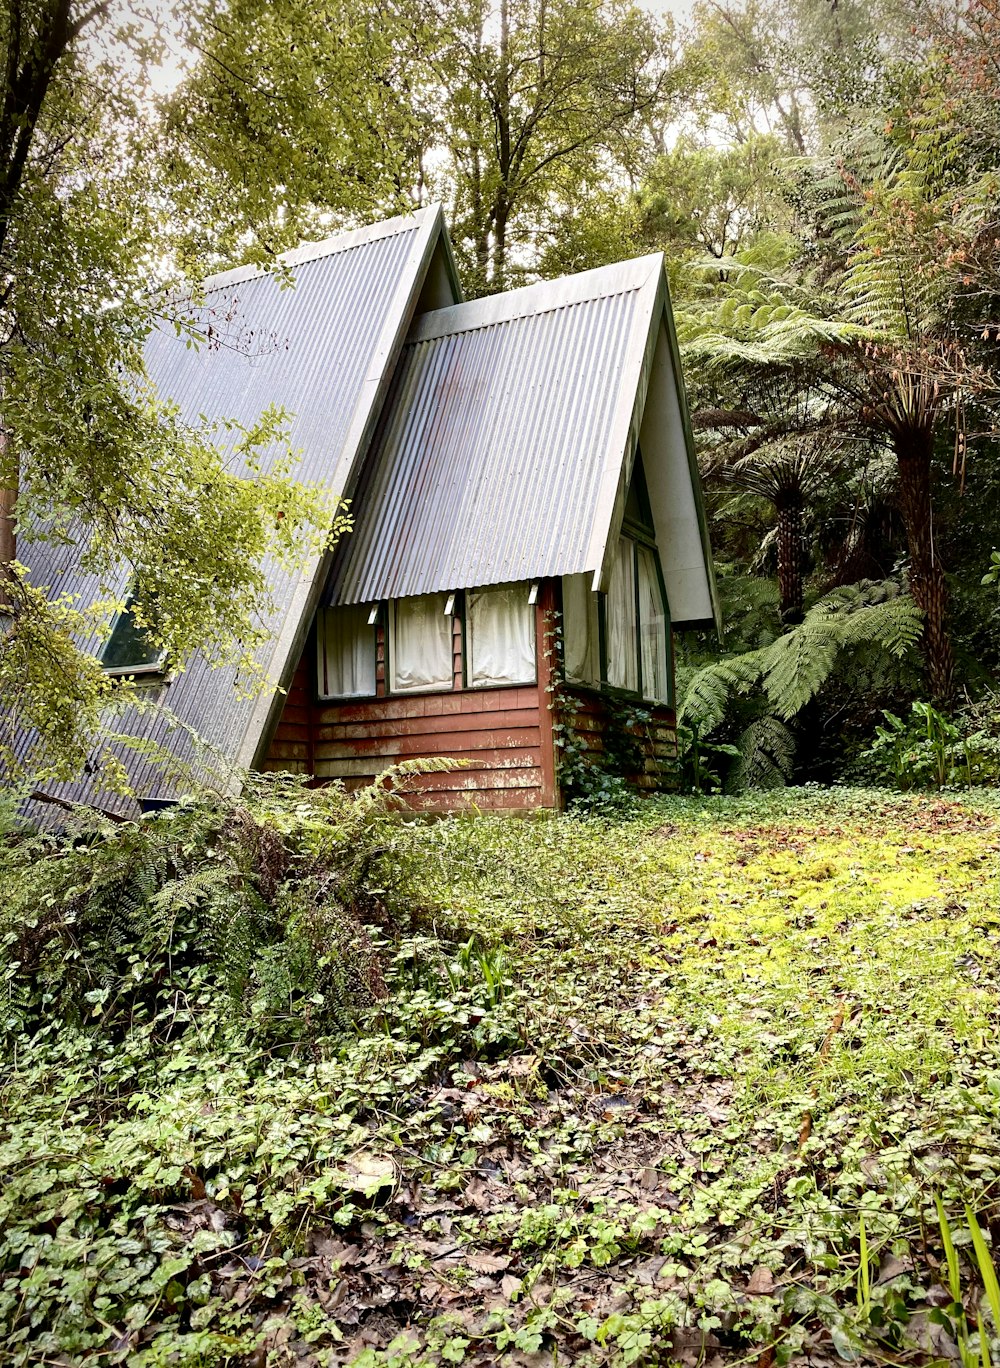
[390, 595, 453, 692]
[467, 583, 536, 687]
[606, 538, 639, 692]
[637, 546, 669, 703]
[317, 606, 377, 698]
[562, 573, 601, 686]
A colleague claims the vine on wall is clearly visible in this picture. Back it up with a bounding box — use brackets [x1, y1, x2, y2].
[543, 610, 665, 811]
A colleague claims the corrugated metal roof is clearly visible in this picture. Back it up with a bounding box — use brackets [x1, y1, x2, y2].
[329, 255, 667, 605]
[13, 206, 454, 814]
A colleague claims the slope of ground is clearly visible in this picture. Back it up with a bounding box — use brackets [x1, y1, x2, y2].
[2, 787, 1000, 1366]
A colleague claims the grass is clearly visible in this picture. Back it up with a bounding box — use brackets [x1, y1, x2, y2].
[2, 785, 1000, 1365]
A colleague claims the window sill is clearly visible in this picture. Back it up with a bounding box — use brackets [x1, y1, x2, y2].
[102, 664, 167, 680]
[563, 679, 674, 711]
[467, 677, 537, 691]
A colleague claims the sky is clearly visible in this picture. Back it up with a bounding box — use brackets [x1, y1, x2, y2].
[133, 0, 704, 98]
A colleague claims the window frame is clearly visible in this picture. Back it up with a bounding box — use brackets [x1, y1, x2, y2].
[463, 581, 538, 691]
[597, 528, 674, 709]
[100, 595, 167, 679]
[387, 593, 457, 696]
[315, 603, 379, 702]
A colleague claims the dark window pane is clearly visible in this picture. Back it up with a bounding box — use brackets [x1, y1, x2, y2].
[102, 603, 162, 671]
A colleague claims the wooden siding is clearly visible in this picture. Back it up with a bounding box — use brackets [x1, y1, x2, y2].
[262, 591, 559, 811]
[261, 655, 313, 776]
[261, 582, 674, 808]
[558, 685, 676, 793]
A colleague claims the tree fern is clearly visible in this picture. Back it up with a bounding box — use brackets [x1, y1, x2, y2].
[679, 650, 768, 733]
[680, 579, 923, 737]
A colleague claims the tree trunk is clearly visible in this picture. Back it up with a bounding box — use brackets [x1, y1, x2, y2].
[775, 488, 804, 626]
[893, 425, 954, 703]
[0, 429, 13, 611]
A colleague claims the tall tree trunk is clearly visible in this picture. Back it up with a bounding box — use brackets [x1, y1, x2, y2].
[893, 425, 954, 703]
[0, 425, 12, 611]
[775, 487, 804, 625]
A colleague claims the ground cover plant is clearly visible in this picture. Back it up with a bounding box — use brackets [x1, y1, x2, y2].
[2, 781, 1000, 1366]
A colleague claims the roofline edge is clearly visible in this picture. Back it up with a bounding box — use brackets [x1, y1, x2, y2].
[192, 204, 442, 298]
[585, 257, 665, 594]
[660, 271, 723, 640]
[408, 253, 663, 343]
[233, 205, 458, 773]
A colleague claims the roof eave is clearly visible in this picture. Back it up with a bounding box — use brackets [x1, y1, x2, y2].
[659, 273, 723, 640]
[585, 257, 666, 596]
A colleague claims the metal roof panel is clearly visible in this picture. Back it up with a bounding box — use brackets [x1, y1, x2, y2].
[13, 207, 454, 814]
[330, 257, 663, 604]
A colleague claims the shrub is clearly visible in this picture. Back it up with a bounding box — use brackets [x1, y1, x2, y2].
[0, 769, 432, 1050]
[853, 698, 1000, 791]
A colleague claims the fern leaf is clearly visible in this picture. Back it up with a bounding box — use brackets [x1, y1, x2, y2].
[727, 716, 796, 793]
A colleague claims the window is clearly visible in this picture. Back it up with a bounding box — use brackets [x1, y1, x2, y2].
[390, 594, 453, 692]
[467, 583, 535, 687]
[317, 605, 376, 699]
[601, 538, 672, 703]
[102, 598, 164, 675]
[561, 574, 601, 686]
[637, 546, 669, 703]
[605, 538, 638, 692]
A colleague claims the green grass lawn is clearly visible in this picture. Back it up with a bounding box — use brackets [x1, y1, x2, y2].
[3, 787, 1000, 1366]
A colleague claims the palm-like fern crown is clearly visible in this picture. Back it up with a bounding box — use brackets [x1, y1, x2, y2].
[677, 120, 978, 424]
[680, 578, 923, 734]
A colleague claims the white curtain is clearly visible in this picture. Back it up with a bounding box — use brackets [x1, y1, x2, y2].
[391, 595, 453, 692]
[637, 546, 669, 703]
[468, 583, 535, 686]
[561, 574, 601, 685]
[317, 605, 376, 698]
[605, 538, 638, 691]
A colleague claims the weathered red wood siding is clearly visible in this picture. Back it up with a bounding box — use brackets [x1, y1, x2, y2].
[261, 655, 313, 777]
[557, 685, 677, 794]
[261, 582, 674, 807]
[262, 588, 560, 811]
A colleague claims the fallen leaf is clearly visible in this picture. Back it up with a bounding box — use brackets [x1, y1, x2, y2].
[747, 1266, 776, 1296]
[466, 1251, 510, 1273]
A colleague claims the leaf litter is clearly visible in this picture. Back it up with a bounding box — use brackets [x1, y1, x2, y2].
[3, 788, 1000, 1365]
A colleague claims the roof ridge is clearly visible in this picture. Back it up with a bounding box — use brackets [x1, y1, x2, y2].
[191, 205, 439, 298]
[408, 253, 664, 343]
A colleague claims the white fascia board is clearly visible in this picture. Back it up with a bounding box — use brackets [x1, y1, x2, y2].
[198, 206, 441, 297]
[237, 206, 455, 771]
[639, 318, 717, 628]
[583, 257, 666, 594]
[409, 254, 663, 343]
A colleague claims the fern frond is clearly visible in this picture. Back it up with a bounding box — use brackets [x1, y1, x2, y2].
[679, 650, 768, 732]
[727, 716, 796, 793]
[677, 579, 923, 742]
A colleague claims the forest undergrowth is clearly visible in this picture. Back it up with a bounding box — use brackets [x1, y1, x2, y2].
[2, 780, 999, 1367]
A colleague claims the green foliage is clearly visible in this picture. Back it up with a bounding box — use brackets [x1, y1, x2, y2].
[854, 699, 1000, 791]
[3, 789, 1000, 1364]
[0, 2, 351, 789]
[669, 721, 741, 794]
[931, 1199, 1000, 1368]
[0, 771, 425, 1048]
[677, 579, 923, 788]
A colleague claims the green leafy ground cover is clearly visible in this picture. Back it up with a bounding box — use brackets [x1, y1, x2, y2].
[3, 786, 1000, 1366]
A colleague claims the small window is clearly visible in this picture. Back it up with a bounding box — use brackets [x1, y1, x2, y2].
[390, 595, 453, 693]
[317, 605, 376, 699]
[561, 574, 600, 686]
[605, 538, 638, 692]
[467, 583, 535, 687]
[102, 598, 164, 675]
[637, 546, 670, 704]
